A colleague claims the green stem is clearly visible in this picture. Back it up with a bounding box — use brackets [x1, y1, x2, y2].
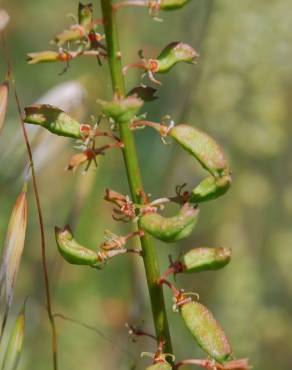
[100, 0, 173, 353]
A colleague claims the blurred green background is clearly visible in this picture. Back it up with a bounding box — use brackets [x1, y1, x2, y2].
[1, 0, 292, 369]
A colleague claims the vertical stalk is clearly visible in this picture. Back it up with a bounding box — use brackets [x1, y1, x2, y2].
[100, 0, 173, 353]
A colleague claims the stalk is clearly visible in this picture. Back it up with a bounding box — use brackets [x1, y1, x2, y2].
[100, 0, 173, 353]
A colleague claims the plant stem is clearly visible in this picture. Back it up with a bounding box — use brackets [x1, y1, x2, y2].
[100, 0, 173, 353]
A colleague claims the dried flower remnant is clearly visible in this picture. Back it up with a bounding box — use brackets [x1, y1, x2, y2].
[0, 187, 28, 339]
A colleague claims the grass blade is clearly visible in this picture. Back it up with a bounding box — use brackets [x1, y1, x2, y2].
[1, 305, 25, 370]
[0, 80, 9, 135]
[0, 187, 28, 339]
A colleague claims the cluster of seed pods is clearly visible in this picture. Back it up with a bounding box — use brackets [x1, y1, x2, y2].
[23, 2, 251, 370]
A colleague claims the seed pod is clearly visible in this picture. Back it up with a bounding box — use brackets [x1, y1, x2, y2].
[53, 26, 86, 46]
[190, 174, 231, 203]
[182, 247, 231, 273]
[0, 80, 9, 135]
[99, 95, 143, 123]
[26, 51, 61, 64]
[159, 0, 191, 11]
[0, 187, 28, 339]
[154, 42, 198, 73]
[24, 104, 82, 139]
[1, 305, 25, 370]
[55, 226, 101, 268]
[146, 363, 172, 370]
[170, 124, 228, 176]
[78, 3, 93, 30]
[140, 203, 199, 243]
[180, 301, 232, 363]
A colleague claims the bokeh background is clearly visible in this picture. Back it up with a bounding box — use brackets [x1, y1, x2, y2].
[0, 0, 292, 369]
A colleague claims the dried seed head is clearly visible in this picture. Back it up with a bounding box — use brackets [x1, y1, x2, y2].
[0, 80, 9, 135]
[0, 9, 10, 32]
[0, 188, 28, 338]
[24, 104, 82, 139]
[1, 304, 25, 370]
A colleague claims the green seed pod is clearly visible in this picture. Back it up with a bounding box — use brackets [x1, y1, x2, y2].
[190, 174, 231, 203]
[180, 301, 232, 363]
[78, 3, 93, 30]
[159, 0, 191, 10]
[140, 203, 199, 243]
[26, 51, 61, 64]
[55, 226, 101, 268]
[155, 42, 198, 73]
[170, 124, 227, 176]
[2, 305, 25, 370]
[99, 96, 143, 123]
[146, 363, 172, 370]
[182, 247, 231, 273]
[53, 26, 86, 46]
[24, 104, 82, 139]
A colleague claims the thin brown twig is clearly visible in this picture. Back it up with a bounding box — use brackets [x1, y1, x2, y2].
[1, 34, 58, 370]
